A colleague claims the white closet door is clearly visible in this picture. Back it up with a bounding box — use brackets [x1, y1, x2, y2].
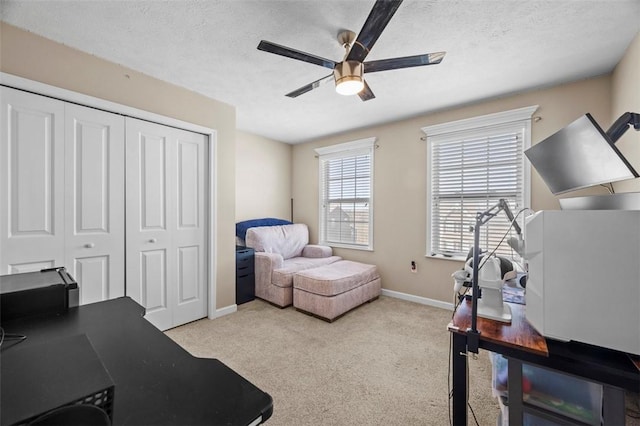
[125, 117, 207, 330]
[64, 103, 125, 305]
[0, 87, 65, 273]
[172, 128, 207, 327]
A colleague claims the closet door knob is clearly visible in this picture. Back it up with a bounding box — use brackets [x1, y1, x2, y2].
[84, 243, 95, 248]
[149, 238, 157, 243]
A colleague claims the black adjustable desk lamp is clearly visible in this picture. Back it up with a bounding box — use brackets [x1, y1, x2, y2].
[466, 199, 521, 354]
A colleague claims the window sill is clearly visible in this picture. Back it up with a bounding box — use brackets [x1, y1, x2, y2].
[425, 253, 466, 262]
[323, 242, 374, 252]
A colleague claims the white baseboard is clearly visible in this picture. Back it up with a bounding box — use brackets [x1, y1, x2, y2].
[214, 292, 453, 318]
[381, 288, 453, 311]
[212, 304, 237, 319]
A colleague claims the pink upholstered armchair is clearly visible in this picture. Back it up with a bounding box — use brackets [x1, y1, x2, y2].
[245, 224, 341, 307]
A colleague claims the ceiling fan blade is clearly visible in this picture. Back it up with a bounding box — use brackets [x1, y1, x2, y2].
[347, 0, 404, 63]
[258, 40, 336, 69]
[364, 52, 446, 73]
[358, 80, 376, 102]
[285, 74, 334, 98]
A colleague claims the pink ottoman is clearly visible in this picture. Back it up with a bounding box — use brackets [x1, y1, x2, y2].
[293, 260, 381, 321]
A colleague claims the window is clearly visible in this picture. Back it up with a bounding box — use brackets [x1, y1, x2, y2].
[315, 138, 375, 250]
[422, 106, 537, 259]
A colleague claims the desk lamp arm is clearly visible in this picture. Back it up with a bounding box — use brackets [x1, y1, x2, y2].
[467, 199, 519, 353]
[499, 199, 521, 236]
[606, 112, 640, 143]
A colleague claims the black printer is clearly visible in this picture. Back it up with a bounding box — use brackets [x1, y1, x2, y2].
[0, 267, 79, 323]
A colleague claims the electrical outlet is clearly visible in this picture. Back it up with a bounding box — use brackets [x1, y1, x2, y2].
[411, 261, 417, 273]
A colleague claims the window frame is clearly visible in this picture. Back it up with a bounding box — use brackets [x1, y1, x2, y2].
[315, 137, 376, 251]
[422, 106, 537, 260]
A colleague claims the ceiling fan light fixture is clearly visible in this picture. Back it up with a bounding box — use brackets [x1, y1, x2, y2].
[334, 60, 364, 96]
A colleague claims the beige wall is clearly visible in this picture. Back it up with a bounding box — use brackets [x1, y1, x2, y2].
[4, 19, 636, 309]
[292, 75, 616, 304]
[0, 22, 238, 309]
[236, 131, 292, 222]
[612, 31, 640, 193]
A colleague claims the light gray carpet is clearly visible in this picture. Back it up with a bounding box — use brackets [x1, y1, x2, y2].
[166, 296, 499, 425]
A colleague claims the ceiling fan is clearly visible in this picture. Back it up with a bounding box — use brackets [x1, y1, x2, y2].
[257, 0, 445, 101]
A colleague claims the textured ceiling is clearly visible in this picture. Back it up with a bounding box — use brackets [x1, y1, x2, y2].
[1, 0, 639, 144]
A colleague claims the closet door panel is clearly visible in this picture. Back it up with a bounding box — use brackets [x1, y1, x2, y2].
[172, 131, 207, 326]
[74, 124, 108, 231]
[8, 260, 56, 274]
[12, 111, 53, 234]
[140, 133, 167, 230]
[177, 140, 199, 228]
[73, 255, 109, 305]
[126, 118, 175, 331]
[177, 246, 199, 302]
[140, 249, 168, 313]
[126, 118, 207, 330]
[64, 103, 125, 303]
[0, 87, 65, 273]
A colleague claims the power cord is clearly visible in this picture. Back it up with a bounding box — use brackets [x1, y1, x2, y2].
[451, 285, 471, 320]
[0, 327, 27, 350]
[600, 183, 615, 194]
[478, 207, 528, 270]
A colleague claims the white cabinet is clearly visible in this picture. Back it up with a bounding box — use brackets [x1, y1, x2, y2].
[0, 87, 125, 303]
[0, 86, 209, 330]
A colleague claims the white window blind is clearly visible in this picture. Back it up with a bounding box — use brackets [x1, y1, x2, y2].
[315, 138, 375, 250]
[422, 107, 536, 259]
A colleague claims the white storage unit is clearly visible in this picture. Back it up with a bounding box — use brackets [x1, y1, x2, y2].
[524, 209, 640, 355]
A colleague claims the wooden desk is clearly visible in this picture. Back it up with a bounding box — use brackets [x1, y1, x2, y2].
[1, 297, 273, 425]
[449, 299, 547, 356]
[448, 299, 639, 425]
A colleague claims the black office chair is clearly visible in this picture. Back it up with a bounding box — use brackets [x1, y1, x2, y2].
[29, 404, 111, 426]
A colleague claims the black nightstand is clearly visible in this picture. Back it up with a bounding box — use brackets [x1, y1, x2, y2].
[235, 246, 255, 305]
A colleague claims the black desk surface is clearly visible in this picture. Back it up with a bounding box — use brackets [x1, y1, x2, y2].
[1, 297, 273, 425]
